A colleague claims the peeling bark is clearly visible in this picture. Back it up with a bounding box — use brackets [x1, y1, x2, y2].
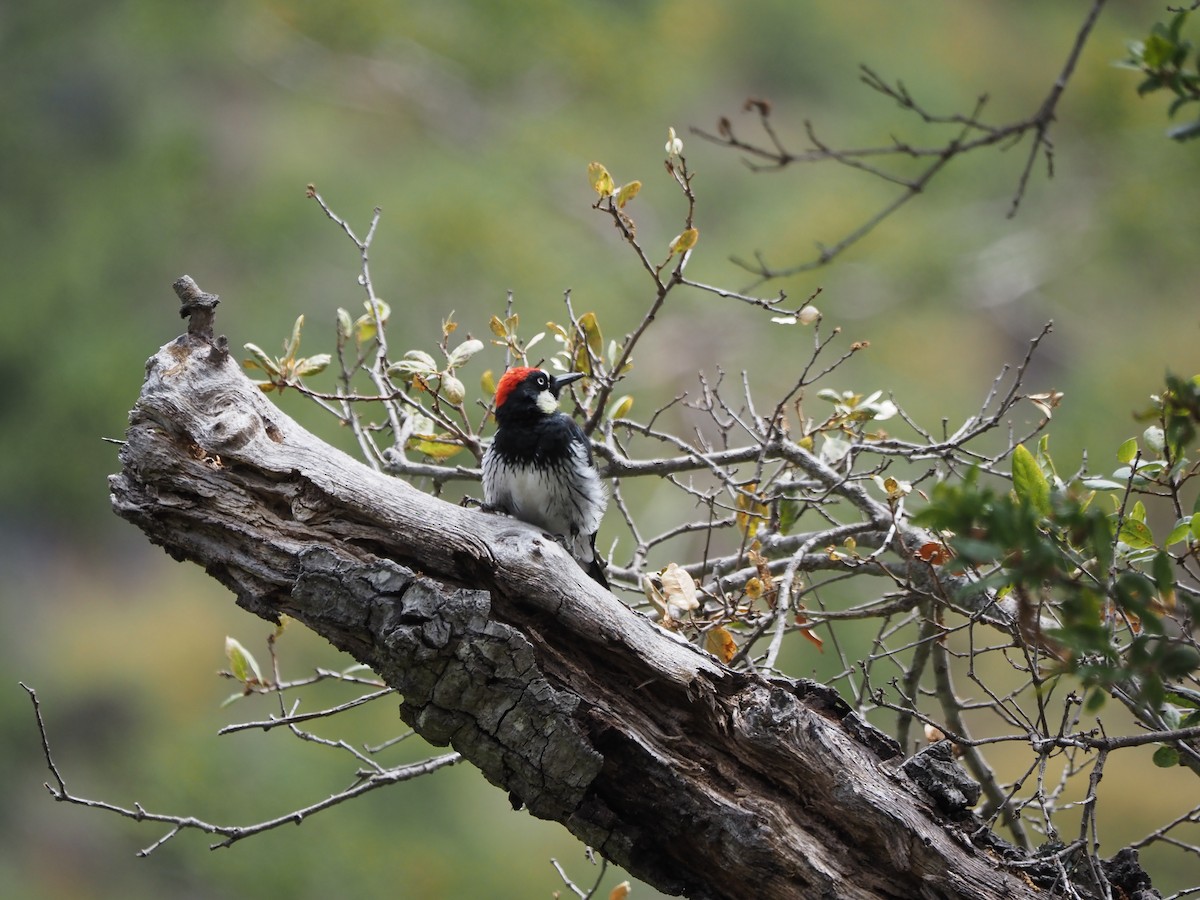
[107, 280, 1152, 899]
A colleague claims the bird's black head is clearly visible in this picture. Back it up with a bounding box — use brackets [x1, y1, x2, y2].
[493, 367, 583, 421]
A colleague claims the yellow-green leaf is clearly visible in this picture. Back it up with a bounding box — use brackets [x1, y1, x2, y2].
[668, 227, 699, 255]
[366, 298, 391, 323]
[606, 395, 634, 420]
[481, 369, 497, 397]
[439, 374, 466, 405]
[1011, 444, 1051, 517]
[588, 161, 615, 197]
[355, 314, 377, 344]
[572, 311, 603, 373]
[225, 636, 262, 685]
[1117, 437, 1138, 465]
[615, 180, 642, 209]
[1119, 518, 1155, 550]
[735, 485, 768, 539]
[406, 435, 466, 461]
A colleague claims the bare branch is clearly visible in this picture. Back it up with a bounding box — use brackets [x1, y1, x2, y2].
[23, 682, 460, 854]
[693, 0, 1110, 281]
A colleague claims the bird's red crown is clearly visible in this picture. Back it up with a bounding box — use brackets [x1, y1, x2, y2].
[494, 366, 541, 410]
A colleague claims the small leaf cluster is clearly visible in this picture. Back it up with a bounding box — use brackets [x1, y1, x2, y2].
[1154, 692, 1200, 767]
[243, 315, 332, 393]
[387, 315, 486, 461]
[1120, 11, 1200, 141]
[589, 127, 701, 274]
[810, 387, 895, 466]
[338, 298, 392, 347]
[915, 372, 1200, 713]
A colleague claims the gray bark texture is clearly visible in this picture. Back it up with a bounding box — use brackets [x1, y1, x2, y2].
[107, 279, 1149, 900]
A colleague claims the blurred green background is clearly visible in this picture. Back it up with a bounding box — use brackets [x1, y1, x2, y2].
[4, 2, 1198, 897]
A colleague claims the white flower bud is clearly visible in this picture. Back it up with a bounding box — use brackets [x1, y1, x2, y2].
[665, 126, 683, 158]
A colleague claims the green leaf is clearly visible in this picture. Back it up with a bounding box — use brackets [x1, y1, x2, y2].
[1129, 499, 1148, 523]
[1166, 691, 1200, 710]
[286, 315, 305, 359]
[1152, 745, 1181, 768]
[243, 343, 280, 377]
[1168, 118, 1200, 141]
[1137, 75, 1164, 97]
[389, 350, 439, 378]
[1011, 444, 1051, 517]
[1080, 477, 1125, 491]
[779, 499, 803, 535]
[1116, 437, 1138, 465]
[336, 308, 353, 343]
[296, 354, 331, 377]
[1160, 644, 1200, 678]
[1167, 94, 1196, 118]
[1166, 517, 1193, 546]
[446, 338, 485, 370]
[1144, 31, 1177, 68]
[1084, 689, 1107, 712]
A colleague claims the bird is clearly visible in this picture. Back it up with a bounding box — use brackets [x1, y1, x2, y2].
[482, 366, 609, 588]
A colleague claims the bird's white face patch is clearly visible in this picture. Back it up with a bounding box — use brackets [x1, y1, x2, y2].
[535, 389, 559, 415]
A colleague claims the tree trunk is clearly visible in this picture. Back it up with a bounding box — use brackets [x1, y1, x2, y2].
[107, 280, 1144, 900]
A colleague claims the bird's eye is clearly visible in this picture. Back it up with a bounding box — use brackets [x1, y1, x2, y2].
[536, 374, 548, 387]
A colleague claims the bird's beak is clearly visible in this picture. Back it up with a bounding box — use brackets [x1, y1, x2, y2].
[551, 372, 585, 396]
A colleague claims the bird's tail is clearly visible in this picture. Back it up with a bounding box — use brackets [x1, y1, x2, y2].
[576, 533, 609, 590]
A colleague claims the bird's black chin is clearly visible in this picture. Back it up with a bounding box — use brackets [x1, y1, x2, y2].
[551, 372, 585, 396]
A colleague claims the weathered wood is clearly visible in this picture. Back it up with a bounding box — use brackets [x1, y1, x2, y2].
[108, 286, 1134, 899]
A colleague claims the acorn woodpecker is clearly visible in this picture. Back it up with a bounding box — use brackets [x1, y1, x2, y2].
[482, 366, 609, 588]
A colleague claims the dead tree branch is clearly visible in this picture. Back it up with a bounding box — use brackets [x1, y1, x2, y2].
[92, 277, 1163, 899]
